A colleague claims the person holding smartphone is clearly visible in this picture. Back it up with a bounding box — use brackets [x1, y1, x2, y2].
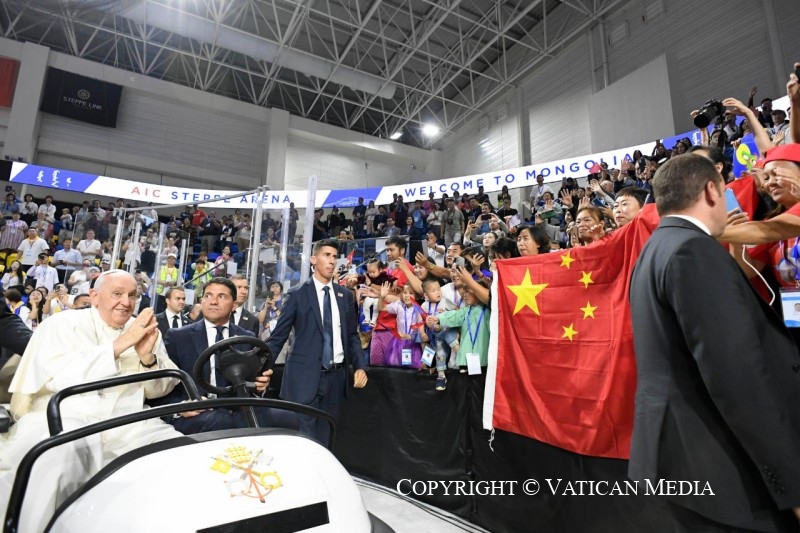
[43, 283, 70, 316]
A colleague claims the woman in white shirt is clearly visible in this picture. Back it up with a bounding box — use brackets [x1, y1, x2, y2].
[365, 200, 379, 235]
[1, 260, 25, 288]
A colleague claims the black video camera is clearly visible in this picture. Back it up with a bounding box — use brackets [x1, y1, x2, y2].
[693, 99, 725, 128]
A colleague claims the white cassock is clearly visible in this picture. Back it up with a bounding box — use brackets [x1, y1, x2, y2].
[0, 307, 182, 533]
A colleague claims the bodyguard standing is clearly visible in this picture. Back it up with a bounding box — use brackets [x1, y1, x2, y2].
[268, 239, 368, 445]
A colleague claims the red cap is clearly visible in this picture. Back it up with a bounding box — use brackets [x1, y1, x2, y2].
[764, 143, 800, 164]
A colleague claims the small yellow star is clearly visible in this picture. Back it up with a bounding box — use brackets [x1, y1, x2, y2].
[580, 301, 597, 319]
[579, 271, 594, 289]
[562, 323, 578, 341]
[507, 269, 548, 315]
[560, 252, 575, 269]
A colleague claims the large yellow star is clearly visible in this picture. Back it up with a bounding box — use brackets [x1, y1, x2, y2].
[507, 269, 548, 315]
[579, 271, 594, 289]
[560, 252, 575, 269]
[562, 323, 578, 341]
[580, 301, 597, 319]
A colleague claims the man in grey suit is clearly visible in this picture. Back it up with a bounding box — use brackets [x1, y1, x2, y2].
[268, 239, 368, 445]
[630, 154, 800, 532]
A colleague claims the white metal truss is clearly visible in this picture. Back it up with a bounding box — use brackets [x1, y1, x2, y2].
[0, 0, 627, 148]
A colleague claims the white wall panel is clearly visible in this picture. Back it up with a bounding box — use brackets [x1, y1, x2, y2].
[37, 88, 267, 188]
[600, 0, 778, 134]
[442, 0, 798, 182]
[284, 133, 415, 191]
[589, 55, 674, 152]
[442, 94, 520, 179]
[523, 35, 593, 165]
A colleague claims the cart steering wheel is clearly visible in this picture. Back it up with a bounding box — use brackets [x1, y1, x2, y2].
[192, 335, 273, 397]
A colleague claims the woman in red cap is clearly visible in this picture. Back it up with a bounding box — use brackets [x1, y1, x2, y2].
[719, 144, 800, 339]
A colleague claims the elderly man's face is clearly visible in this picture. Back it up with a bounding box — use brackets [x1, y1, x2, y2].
[90, 272, 138, 328]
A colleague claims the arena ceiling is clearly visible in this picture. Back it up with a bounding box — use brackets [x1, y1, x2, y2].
[0, 0, 626, 148]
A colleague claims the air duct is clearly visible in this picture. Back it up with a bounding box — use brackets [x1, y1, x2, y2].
[122, 1, 396, 99]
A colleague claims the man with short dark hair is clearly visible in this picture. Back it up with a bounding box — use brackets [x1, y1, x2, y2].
[442, 198, 465, 246]
[155, 287, 188, 337]
[612, 187, 649, 227]
[17, 228, 49, 269]
[268, 240, 367, 445]
[27, 253, 58, 292]
[630, 154, 800, 532]
[229, 274, 259, 335]
[158, 277, 272, 434]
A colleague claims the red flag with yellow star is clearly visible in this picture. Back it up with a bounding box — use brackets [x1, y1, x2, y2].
[484, 204, 661, 459]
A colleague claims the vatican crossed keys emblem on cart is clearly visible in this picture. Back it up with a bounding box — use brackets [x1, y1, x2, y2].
[210, 444, 283, 503]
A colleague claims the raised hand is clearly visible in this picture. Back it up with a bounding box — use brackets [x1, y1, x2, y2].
[722, 97, 749, 117]
[560, 189, 573, 208]
[379, 281, 391, 299]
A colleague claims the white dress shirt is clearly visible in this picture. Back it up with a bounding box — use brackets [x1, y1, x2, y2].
[312, 277, 344, 364]
[231, 306, 242, 327]
[665, 215, 711, 236]
[27, 264, 59, 291]
[204, 320, 229, 393]
[165, 310, 183, 328]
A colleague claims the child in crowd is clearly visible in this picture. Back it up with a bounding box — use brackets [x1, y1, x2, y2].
[379, 283, 425, 368]
[419, 278, 460, 391]
[426, 286, 490, 373]
[360, 258, 395, 327]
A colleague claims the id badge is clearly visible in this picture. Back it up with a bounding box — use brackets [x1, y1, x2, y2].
[466, 352, 482, 375]
[268, 319, 278, 331]
[779, 289, 800, 328]
[421, 346, 436, 367]
[401, 348, 413, 366]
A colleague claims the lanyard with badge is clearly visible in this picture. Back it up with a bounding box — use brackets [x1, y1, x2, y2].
[465, 306, 485, 375]
[401, 306, 414, 366]
[777, 239, 800, 328]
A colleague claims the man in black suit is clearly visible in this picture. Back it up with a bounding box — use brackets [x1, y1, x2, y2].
[0, 292, 32, 398]
[158, 277, 272, 434]
[630, 154, 800, 532]
[154, 287, 188, 338]
[268, 239, 368, 445]
[229, 274, 260, 335]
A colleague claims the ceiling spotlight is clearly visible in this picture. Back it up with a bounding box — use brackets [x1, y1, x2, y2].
[421, 123, 440, 137]
[389, 131, 402, 140]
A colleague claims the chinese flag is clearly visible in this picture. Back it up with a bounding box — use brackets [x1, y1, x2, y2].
[484, 205, 660, 459]
[484, 177, 758, 459]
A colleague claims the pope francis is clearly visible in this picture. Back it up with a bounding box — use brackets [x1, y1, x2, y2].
[0, 270, 182, 532]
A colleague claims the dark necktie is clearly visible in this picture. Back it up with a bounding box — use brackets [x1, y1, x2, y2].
[322, 286, 333, 370]
[172, 315, 179, 329]
[213, 325, 226, 387]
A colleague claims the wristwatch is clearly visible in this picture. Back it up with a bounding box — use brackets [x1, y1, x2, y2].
[140, 355, 158, 368]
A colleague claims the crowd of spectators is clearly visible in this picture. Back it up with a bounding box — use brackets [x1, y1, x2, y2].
[2, 66, 798, 393]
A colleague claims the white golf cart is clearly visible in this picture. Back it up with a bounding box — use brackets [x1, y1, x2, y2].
[1, 336, 394, 533]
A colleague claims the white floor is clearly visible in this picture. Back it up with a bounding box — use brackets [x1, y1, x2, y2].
[356, 478, 491, 533]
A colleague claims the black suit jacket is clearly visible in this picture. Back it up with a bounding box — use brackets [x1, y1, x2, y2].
[232, 308, 259, 336]
[267, 278, 367, 405]
[630, 217, 800, 530]
[155, 310, 189, 339]
[157, 320, 256, 405]
[0, 294, 32, 360]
